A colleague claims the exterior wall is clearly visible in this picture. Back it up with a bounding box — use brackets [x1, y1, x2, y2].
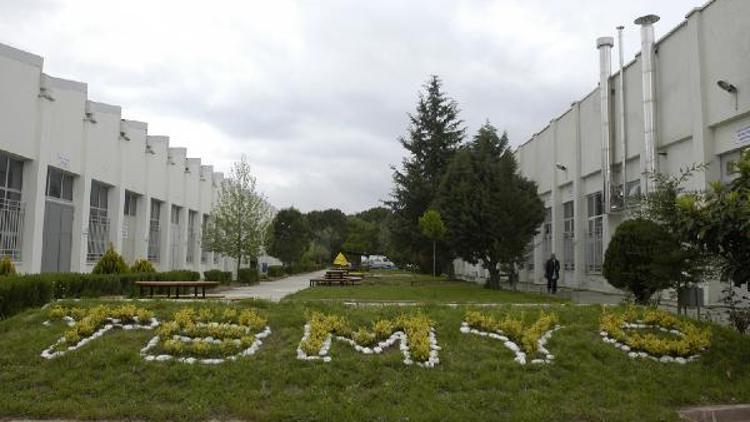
[0, 42, 265, 277]
[454, 0, 750, 304]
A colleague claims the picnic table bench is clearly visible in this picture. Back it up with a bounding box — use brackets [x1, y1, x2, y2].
[135, 281, 219, 298]
[310, 270, 363, 287]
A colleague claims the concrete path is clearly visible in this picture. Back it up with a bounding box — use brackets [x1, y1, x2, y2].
[222, 270, 324, 302]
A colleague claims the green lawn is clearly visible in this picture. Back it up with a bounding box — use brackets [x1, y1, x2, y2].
[1, 298, 748, 421]
[285, 272, 568, 304]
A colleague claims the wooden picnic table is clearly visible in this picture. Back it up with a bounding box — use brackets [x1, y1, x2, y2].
[135, 281, 219, 298]
[309, 270, 363, 287]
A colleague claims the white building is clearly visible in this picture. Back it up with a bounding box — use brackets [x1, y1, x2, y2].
[454, 0, 749, 304]
[0, 42, 245, 275]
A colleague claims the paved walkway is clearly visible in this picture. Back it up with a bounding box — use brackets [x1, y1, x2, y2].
[222, 270, 324, 302]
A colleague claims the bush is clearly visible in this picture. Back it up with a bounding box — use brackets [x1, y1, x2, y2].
[603, 219, 682, 304]
[92, 244, 129, 274]
[0, 270, 200, 319]
[204, 270, 233, 284]
[237, 268, 259, 285]
[0, 256, 16, 277]
[267, 266, 286, 278]
[130, 259, 156, 273]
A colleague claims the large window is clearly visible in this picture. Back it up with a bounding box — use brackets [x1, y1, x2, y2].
[586, 192, 604, 273]
[87, 181, 110, 262]
[46, 167, 74, 201]
[201, 214, 209, 264]
[171, 205, 181, 225]
[148, 199, 161, 262]
[541, 207, 552, 261]
[0, 152, 24, 261]
[562, 201, 574, 271]
[523, 240, 535, 271]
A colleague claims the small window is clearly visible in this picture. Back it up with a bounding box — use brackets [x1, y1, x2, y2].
[90, 181, 109, 209]
[124, 191, 138, 216]
[587, 192, 603, 217]
[46, 167, 74, 201]
[150, 199, 161, 221]
[171, 205, 181, 225]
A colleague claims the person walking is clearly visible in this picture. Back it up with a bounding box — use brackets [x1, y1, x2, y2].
[544, 253, 560, 294]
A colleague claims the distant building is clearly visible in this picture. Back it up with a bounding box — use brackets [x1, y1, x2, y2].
[454, 0, 749, 304]
[0, 42, 263, 275]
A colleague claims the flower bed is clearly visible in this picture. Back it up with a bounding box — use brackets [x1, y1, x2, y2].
[41, 304, 159, 359]
[140, 307, 270, 364]
[296, 312, 440, 368]
[460, 309, 560, 365]
[599, 306, 711, 363]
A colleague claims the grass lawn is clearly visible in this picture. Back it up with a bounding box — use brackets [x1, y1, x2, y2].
[1, 298, 749, 421]
[284, 272, 568, 304]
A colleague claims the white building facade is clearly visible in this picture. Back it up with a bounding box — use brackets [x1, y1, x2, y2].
[454, 0, 750, 303]
[0, 42, 243, 275]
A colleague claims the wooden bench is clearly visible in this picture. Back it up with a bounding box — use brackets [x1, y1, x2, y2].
[135, 281, 219, 298]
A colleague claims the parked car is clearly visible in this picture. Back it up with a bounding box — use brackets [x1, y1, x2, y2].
[368, 259, 397, 270]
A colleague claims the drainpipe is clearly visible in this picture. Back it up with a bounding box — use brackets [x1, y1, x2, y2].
[635, 14, 660, 194]
[597, 36, 614, 213]
[617, 26, 627, 209]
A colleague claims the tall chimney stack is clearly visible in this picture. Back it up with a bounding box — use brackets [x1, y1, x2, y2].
[597, 36, 615, 213]
[635, 14, 660, 194]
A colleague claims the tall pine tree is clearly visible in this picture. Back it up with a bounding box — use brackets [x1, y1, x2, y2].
[438, 122, 545, 289]
[387, 76, 465, 272]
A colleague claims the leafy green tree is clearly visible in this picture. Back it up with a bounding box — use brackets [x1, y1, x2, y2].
[419, 209, 446, 278]
[306, 209, 348, 261]
[354, 207, 392, 255]
[675, 150, 750, 288]
[342, 216, 379, 253]
[92, 243, 129, 274]
[438, 122, 544, 289]
[387, 75, 465, 272]
[603, 218, 683, 304]
[202, 156, 273, 277]
[267, 207, 311, 267]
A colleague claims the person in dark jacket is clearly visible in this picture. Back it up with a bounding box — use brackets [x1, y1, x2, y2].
[544, 253, 560, 294]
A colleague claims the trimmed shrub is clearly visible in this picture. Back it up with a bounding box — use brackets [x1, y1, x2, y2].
[92, 244, 129, 274]
[0, 256, 16, 277]
[204, 270, 232, 284]
[267, 266, 286, 278]
[131, 259, 156, 273]
[0, 270, 201, 319]
[603, 218, 682, 304]
[237, 268, 259, 285]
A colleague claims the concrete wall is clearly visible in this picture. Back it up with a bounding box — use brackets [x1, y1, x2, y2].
[454, 0, 750, 304]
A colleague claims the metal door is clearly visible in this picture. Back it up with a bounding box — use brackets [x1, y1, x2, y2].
[41, 201, 74, 272]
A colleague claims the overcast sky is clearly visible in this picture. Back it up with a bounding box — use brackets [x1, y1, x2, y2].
[0, 0, 700, 213]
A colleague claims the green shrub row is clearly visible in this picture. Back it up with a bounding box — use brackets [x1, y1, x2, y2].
[237, 268, 259, 285]
[0, 270, 199, 319]
[203, 270, 233, 284]
[266, 264, 324, 278]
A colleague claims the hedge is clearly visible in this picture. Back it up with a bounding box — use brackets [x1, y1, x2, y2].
[0, 270, 200, 319]
[237, 268, 259, 285]
[204, 270, 233, 284]
[267, 266, 286, 278]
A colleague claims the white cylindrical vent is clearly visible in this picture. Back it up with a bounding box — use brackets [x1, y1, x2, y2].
[635, 14, 660, 194]
[597, 36, 614, 213]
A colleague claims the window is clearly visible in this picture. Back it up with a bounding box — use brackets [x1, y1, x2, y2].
[87, 181, 110, 262]
[720, 148, 746, 184]
[563, 201, 574, 271]
[124, 191, 138, 216]
[187, 210, 197, 264]
[171, 205, 181, 225]
[201, 214, 209, 263]
[45, 167, 74, 201]
[0, 152, 24, 261]
[524, 240, 535, 271]
[586, 192, 604, 273]
[148, 199, 161, 262]
[541, 207, 552, 260]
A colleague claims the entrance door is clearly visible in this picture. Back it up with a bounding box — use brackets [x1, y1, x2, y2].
[41, 201, 74, 272]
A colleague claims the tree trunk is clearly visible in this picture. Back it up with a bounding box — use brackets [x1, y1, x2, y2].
[236, 254, 242, 282]
[432, 240, 436, 279]
[485, 261, 501, 290]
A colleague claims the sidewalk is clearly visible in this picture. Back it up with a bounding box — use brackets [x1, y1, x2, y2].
[222, 270, 324, 302]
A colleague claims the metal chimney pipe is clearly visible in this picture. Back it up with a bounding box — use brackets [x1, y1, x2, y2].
[597, 36, 615, 213]
[617, 26, 627, 209]
[635, 14, 660, 194]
